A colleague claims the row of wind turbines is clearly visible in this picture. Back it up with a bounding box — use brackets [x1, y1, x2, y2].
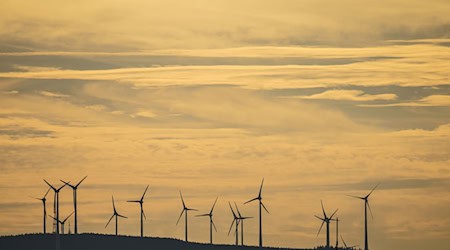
[33, 177, 378, 250]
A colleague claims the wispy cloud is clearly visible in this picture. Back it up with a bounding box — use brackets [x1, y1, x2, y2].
[292, 89, 398, 101]
[39, 90, 69, 98]
[360, 95, 450, 107]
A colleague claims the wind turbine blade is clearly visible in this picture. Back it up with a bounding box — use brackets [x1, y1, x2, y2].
[117, 214, 127, 219]
[210, 197, 218, 213]
[142, 207, 147, 220]
[317, 220, 325, 236]
[179, 191, 186, 208]
[234, 202, 242, 218]
[141, 185, 149, 201]
[366, 183, 379, 198]
[196, 213, 210, 217]
[367, 200, 374, 219]
[60, 180, 74, 188]
[57, 181, 69, 191]
[228, 202, 236, 217]
[320, 200, 326, 218]
[112, 196, 116, 212]
[227, 219, 236, 235]
[244, 197, 258, 204]
[63, 211, 75, 222]
[105, 214, 114, 228]
[43, 188, 51, 198]
[330, 209, 338, 219]
[176, 209, 185, 225]
[127, 200, 140, 203]
[341, 235, 348, 248]
[261, 202, 270, 214]
[212, 220, 218, 232]
[187, 208, 198, 211]
[75, 175, 88, 188]
[259, 178, 265, 197]
[347, 194, 365, 200]
[314, 215, 325, 221]
[43, 179, 55, 190]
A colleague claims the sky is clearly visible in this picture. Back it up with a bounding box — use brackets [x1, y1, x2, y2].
[0, 0, 449, 249]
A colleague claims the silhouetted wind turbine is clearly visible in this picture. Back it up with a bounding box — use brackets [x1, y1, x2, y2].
[315, 200, 338, 249]
[348, 184, 379, 250]
[196, 197, 218, 244]
[43, 179, 67, 234]
[235, 202, 252, 246]
[341, 235, 359, 250]
[49, 211, 73, 234]
[60, 211, 74, 234]
[244, 178, 269, 247]
[31, 188, 51, 234]
[127, 185, 149, 237]
[176, 191, 197, 242]
[105, 196, 127, 236]
[60, 175, 87, 235]
[228, 202, 240, 246]
[335, 217, 340, 249]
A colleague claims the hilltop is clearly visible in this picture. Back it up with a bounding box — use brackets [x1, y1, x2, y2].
[0, 233, 323, 250]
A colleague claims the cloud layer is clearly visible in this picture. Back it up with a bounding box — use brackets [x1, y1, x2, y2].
[0, 1, 449, 250]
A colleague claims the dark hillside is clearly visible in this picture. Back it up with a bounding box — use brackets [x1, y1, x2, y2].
[1, 234, 321, 250]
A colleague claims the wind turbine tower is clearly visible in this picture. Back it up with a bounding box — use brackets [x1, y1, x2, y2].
[235, 202, 252, 246]
[228, 202, 240, 246]
[335, 217, 339, 249]
[196, 197, 218, 244]
[176, 191, 197, 242]
[32, 188, 51, 234]
[105, 196, 127, 235]
[349, 184, 379, 250]
[44, 179, 67, 234]
[60, 175, 87, 234]
[244, 178, 269, 247]
[315, 200, 338, 249]
[127, 185, 149, 237]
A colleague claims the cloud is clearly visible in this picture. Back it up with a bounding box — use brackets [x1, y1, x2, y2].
[293, 89, 398, 101]
[0, 127, 55, 139]
[85, 104, 107, 112]
[39, 90, 69, 98]
[387, 123, 450, 137]
[1, 0, 450, 51]
[2, 90, 18, 94]
[132, 110, 157, 118]
[360, 95, 450, 107]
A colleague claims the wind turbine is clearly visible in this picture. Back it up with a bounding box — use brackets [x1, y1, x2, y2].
[196, 197, 218, 244]
[43, 179, 67, 234]
[127, 185, 149, 237]
[31, 188, 51, 234]
[235, 202, 252, 246]
[315, 200, 338, 249]
[341, 235, 359, 250]
[335, 217, 339, 249]
[176, 191, 197, 242]
[227, 202, 240, 246]
[348, 184, 379, 250]
[60, 175, 87, 234]
[244, 178, 269, 247]
[105, 196, 127, 236]
[49, 211, 74, 234]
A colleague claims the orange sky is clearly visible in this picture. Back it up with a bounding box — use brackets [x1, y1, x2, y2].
[0, 1, 449, 250]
